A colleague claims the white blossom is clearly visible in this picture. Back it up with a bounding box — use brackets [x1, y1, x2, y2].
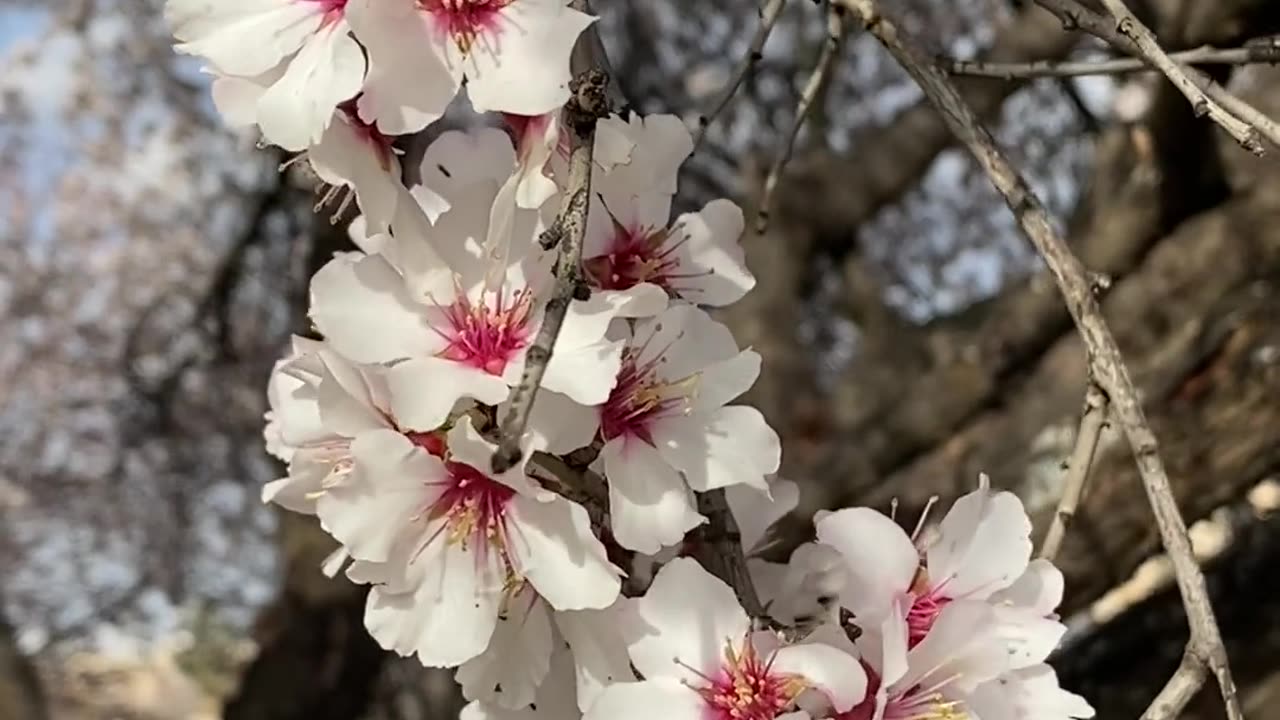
[461, 643, 582, 720]
[309, 175, 625, 424]
[580, 304, 781, 553]
[321, 417, 621, 667]
[586, 559, 864, 720]
[168, 0, 366, 150]
[347, 0, 595, 133]
[815, 482, 1053, 648]
[581, 116, 753, 315]
[831, 599, 1090, 720]
[212, 72, 404, 232]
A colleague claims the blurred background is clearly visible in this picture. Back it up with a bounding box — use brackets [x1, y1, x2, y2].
[1, 0, 1278, 718]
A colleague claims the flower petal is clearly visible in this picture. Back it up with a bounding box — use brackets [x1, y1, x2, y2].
[315, 429, 446, 562]
[363, 545, 500, 667]
[555, 603, 636, 711]
[927, 486, 1032, 600]
[416, 128, 519, 219]
[387, 357, 511, 432]
[309, 254, 440, 364]
[898, 600, 1011, 694]
[690, 349, 761, 414]
[446, 417, 546, 497]
[315, 355, 386, 437]
[670, 199, 754, 306]
[347, 0, 460, 134]
[522, 390, 598, 455]
[814, 508, 918, 622]
[309, 111, 401, 232]
[966, 664, 1095, 720]
[507, 495, 621, 611]
[584, 679, 705, 720]
[168, 0, 319, 77]
[652, 405, 779, 493]
[625, 557, 749, 683]
[594, 114, 692, 199]
[464, 0, 595, 116]
[457, 590, 553, 709]
[990, 558, 1065, 616]
[601, 436, 704, 554]
[769, 642, 867, 713]
[257, 25, 365, 152]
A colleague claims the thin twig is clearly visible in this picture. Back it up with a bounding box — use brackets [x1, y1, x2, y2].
[1040, 382, 1109, 562]
[836, 3, 1243, 719]
[940, 43, 1280, 79]
[491, 71, 609, 473]
[1204, 79, 1280, 150]
[1093, 0, 1262, 154]
[1143, 650, 1209, 720]
[693, 0, 787, 148]
[757, 4, 845, 234]
[1036, 0, 1275, 154]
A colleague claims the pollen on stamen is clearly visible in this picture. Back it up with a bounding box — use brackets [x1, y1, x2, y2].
[687, 639, 808, 720]
[599, 347, 699, 444]
[432, 285, 535, 376]
[407, 458, 520, 587]
[584, 217, 714, 296]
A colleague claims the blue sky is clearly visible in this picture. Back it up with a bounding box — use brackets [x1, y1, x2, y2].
[0, 6, 47, 52]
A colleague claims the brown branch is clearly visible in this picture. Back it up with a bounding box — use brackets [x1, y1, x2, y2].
[694, 0, 787, 148]
[1095, 0, 1262, 154]
[758, 3, 845, 234]
[492, 71, 609, 473]
[836, 2, 1243, 719]
[692, 490, 766, 620]
[1036, 0, 1280, 152]
[1039, 382, 1109, 562]
[940, 43, 1280, 79]
[1204, 81, 1280, 150]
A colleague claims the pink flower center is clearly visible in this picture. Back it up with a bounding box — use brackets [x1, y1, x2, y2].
[404, 430, 447, 457]
[599, 348, 697, 444]
[694, 641, 806, 720]
[905, 569, 951, 647]
[308, 0, 348, 27]
[434, 287, 535, 376]
[584, 221, 686, 292]
[420, 0, 513, 54]
[430, 460, 517, 555]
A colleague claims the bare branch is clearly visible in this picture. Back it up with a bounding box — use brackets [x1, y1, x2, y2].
[694, 0, 787, 148]
[1143, 650, 1208, 720]
[940, 43, 1280, 79]
[835, 2, 1243, 719]
[758, 4, 845, 234]
[1094, 0, 1262, 154]
[1204, 79, 1280, 150]
[1039, 382, 1109, 563]
[693, 489, 766, 620]
[492, 71, 609, 473]
[1037, 0, 1280, 153]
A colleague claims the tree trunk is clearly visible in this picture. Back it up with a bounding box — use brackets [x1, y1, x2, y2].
[0, 614, 47, 720]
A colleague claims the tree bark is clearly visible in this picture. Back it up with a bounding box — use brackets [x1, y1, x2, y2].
[0, 613, 48, 720]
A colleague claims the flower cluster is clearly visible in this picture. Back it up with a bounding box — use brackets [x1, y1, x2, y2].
[169, 1, 1094, 718]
